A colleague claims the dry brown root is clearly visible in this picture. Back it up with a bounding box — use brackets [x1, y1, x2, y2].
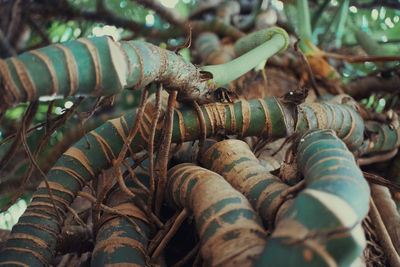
[147, 83, 163, 211]
[150, 208, 189, 262]
[363, 215, 387, 267]
[369, 196, 400, 267]
[371, 184, 400, 255]
[155, 90, 178, 215]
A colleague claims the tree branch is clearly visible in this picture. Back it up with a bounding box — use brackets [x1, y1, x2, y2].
[131, 0, 185, 28]
[27, 2, 181, 40]
[350, 0, 400, 10]
[344, 73, 400, 98]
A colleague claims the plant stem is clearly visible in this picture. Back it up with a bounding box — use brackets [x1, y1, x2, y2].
[201, 28, 289, 86]
[296, 0, 313, 53]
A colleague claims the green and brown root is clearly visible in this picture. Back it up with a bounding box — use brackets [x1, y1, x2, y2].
[166, 163, 267, 266]
[257, 129, 370, 266]
[0, 95, 399, 265]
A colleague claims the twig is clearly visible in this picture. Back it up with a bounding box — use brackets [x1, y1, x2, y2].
[112, 87, 164, 228]
[371, 184, 400, 255]
[57, 254, 72, 267]
[369, 197, 400, 267]
[122, 153, 149, 177]
[172, 242, 200, 267]
[65, 205, 86, 227]
[115, 88, 148, 167]
[294, 40, 320, 97]
[0, 109, 76, 146]
[113, 161, 163, 228]
[7, 105, 65, 223]
[349, 0, 400, 10]
[323, 51, 400, 63]
[151, 208, 189, 261]
[79, 96, 103, 126]
[122, 160, 149, 194]
[78, 190, 147, 239]
[25, 15, 51, 45]
[148, 211, 180, 253]
[344, 72, 400, 98]
[279, 180, 305, 198]
[345, 39, 400, 46]
[92, 169, 114, 230]
[0, 103, 38, 171]
[192, 249, 202, 267]
[4, 99, 84, 209]
[358, 149, 398, 166]
[363, 171, 400, 193]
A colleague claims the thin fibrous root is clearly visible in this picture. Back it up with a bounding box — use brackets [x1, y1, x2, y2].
[155, 90, 178, 215]
[148, 83, 163, 210]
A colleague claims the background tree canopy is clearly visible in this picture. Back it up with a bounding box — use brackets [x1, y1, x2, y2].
[0, 0, 399, 266]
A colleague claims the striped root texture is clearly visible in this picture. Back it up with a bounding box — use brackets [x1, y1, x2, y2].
[1, 96, 397, 265]
[0, 97, 288, 266]
[166, 163, 267, 267]
[256, 129, 370, 267]
[200, 139, 291, 228]
[296, 101, 365, 152]
[296, 100, 400, 155]
[0, 109, 140, 265]
[361, 121, 400, 155]
[91, 173, 151, 266]
[0, 35, 218, 110]
[0, 37, 124, 107]
[0, 27, 288, 110]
